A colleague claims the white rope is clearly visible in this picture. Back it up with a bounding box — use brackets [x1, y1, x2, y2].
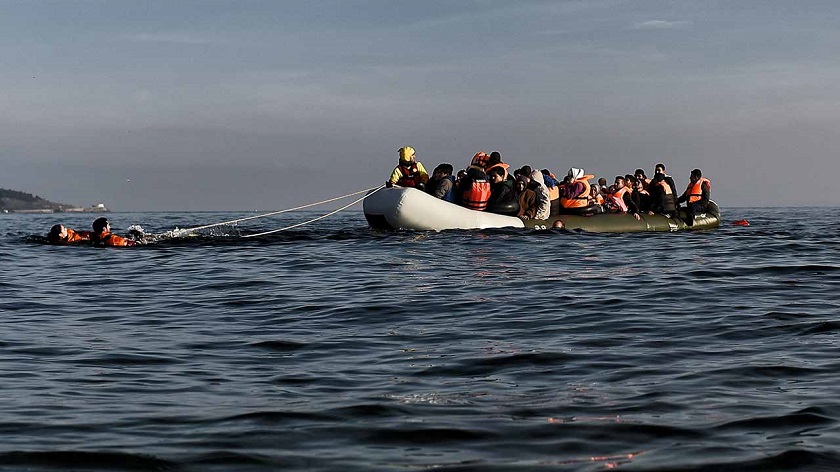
[242, 187, 381, 238]
[173, 185, 383, 235]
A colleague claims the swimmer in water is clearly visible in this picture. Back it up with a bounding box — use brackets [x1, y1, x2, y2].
[47, 224, 91, 245]
[90, 217, 136, 247]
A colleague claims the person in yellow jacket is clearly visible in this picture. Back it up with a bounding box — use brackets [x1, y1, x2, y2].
[387, 146, 429, 189]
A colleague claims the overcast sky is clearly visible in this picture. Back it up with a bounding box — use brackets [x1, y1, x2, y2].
[2, 0, 839, 210]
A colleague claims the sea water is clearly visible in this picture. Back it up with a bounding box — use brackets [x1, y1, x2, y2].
[0, 208, 838, 471]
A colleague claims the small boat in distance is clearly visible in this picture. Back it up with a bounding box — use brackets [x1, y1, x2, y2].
[363, 187, 721, 232]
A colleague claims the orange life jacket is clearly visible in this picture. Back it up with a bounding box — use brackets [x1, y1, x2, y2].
[49, 228, 91, 245]
[396, 163, 421, 187]
[92, 232, 133, 247]
[484, 162, 510, 181]
[548, 184, 560, 202]
[462, 180, 491, 211]
[470, 152, 491, 169]
[655, 179, 674, 196]
[607, 186, 629, 212]
[559, 174, 593, 208]
[66, 229, 91, 243]
[686, 178, 711, 203]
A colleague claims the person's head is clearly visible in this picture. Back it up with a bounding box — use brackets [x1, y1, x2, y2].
[92, 217, 110, 234]
[518, 165, 532, 177]
[456, 169, 467, 180]
[614, 176, 625, 188]
[690, 168, 702, 182]
[590, 184, 600, 196]
[654, 163, 666, 175]
[48, 224, 66, 242]
[398, 146, 416, 164]
[626, 175, 638, 186]
[433, 163, 453, 179]
[598, 177, 607, 187]
[514, 177, 527, 192]
[568, 168, 584, 181]
[633, 178, 645, 191]
[488, 151, 502, 165]
[488, 166, 506, 183]
[634, 168, 647, 180]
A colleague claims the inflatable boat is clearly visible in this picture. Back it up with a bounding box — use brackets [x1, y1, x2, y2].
[363, 187, 721, 232]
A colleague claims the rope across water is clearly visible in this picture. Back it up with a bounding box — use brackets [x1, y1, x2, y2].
[165, 185, 384, 239]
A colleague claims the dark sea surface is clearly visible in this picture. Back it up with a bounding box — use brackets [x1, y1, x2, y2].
[1, 207, 838, 471]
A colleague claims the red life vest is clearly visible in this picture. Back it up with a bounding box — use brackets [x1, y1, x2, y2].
[686, 178, 711, 203]
[396, 163, 421, 187]
[462, 180, 491, 211]
[559, 175, 593, 208]
[470, 152, 491, 169]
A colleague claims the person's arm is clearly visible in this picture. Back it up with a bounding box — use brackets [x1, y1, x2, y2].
[107, 234, 136, 247]
[623, 192, 639, 214]
[434, 179, 452, 199]
[700, 181, 711, 205]
[388, 167, 402, 185]
[417, 163, 430, 184]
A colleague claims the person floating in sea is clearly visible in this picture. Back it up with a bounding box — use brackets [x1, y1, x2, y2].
[387, 146, 429, 189]
[47, 224, 91, 245]
[677, 168, 711, 226]
[90, 217, 136, 247]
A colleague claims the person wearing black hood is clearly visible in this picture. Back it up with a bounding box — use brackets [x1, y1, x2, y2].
[647, 172, 677, 217]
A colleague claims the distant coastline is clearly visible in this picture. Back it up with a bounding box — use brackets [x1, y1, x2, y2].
[0, 187, 109, 214]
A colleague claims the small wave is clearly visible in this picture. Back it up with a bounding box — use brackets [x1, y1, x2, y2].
[249, 340, 308, 352]
[73, 353, 180, 367]
[363, 426, 498, 444]
[0, 450, 180, 471]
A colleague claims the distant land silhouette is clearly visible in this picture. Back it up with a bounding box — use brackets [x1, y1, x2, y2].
[0, 187, 108, 213]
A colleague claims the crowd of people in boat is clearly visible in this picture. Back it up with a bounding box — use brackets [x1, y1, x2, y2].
[46, 217, 136, 246]
[386, 146, 712, 226]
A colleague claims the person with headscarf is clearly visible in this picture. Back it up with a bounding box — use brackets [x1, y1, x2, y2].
[528, 169, 551, 220]
[387, 146, 429, 189]
[558, 167, 595, 215]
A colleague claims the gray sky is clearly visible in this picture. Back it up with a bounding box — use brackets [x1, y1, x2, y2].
[2, 0, 839, 210]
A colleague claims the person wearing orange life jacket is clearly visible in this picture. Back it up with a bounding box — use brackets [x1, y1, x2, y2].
[387, 146, 429, 189]
[604, 176, 642, 220]
[558, 167, 597, 215]
[90, 217, 136, 247]
[457, 165, 492, 211]
[677, 168, 711, 226]
[47, 224, 91, 245]
[648, 172, 678, 217]
[484, 151, 511, 181]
